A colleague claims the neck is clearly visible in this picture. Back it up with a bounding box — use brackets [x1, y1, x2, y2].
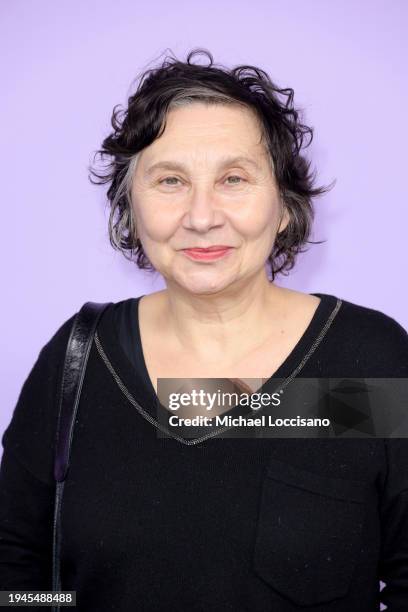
[156, 275, 289, 363]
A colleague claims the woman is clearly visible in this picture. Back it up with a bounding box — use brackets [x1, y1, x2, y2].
[1, 48, 407, 611]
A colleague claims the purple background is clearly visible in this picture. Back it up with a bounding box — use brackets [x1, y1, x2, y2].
[1, 0, 407, 457]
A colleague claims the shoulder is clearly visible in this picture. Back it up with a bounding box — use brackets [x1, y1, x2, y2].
[330, 294, 408, 376]
[35, 298, 119, 373]
[9, 305, 80, 391]
[40, 310, 80, 358]
[337, 295, 407, 342]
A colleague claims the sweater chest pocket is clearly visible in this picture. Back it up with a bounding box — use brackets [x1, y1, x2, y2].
[253, 459, 369, 607]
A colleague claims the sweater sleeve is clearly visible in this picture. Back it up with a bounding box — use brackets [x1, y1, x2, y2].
[374, 315, 408, 609]
[0, 312, 77, 590]
[379, 438, 408, 610]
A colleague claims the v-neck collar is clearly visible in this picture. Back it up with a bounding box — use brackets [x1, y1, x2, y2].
[95, 292, 342, 444]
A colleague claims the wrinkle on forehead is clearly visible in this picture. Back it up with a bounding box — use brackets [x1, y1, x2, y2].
[139, 103, 272, 171]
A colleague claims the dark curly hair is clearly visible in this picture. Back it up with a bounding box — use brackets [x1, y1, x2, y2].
[89, 47, 334, 280]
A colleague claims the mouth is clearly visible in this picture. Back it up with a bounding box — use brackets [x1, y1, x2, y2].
[181, 246, 233, 261]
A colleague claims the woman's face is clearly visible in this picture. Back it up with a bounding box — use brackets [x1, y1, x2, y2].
[130, 102, 289, 295]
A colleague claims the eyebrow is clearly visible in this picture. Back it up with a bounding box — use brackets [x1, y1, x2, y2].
[144, 155, 261, 177]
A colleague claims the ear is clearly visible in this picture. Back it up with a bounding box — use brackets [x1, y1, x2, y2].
[277, 207, 290, 234]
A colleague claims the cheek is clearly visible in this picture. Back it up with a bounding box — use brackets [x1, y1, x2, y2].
[133, 199, 179, 242]
[232, 199, 279, 238]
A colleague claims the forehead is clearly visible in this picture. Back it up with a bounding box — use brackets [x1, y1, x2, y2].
[139, 103, 267, 165]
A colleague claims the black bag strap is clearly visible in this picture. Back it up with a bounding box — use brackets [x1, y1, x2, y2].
[51, 301, 111, 607]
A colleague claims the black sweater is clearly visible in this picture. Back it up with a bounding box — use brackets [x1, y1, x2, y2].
[1, 292, 408, 611]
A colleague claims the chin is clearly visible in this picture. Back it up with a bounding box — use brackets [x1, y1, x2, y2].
[175, 276, 235, 296]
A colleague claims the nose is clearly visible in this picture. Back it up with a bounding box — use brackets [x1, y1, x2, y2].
[182, 185, 223, 233]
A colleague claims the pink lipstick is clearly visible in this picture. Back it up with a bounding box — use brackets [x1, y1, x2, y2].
[182, 246, 233, 261]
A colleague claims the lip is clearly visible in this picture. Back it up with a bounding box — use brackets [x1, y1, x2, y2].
[182, 246, 233, 261]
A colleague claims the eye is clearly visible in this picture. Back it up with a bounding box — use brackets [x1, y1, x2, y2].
[158, 176, 182, 186]
[225, 175, 246, 185]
